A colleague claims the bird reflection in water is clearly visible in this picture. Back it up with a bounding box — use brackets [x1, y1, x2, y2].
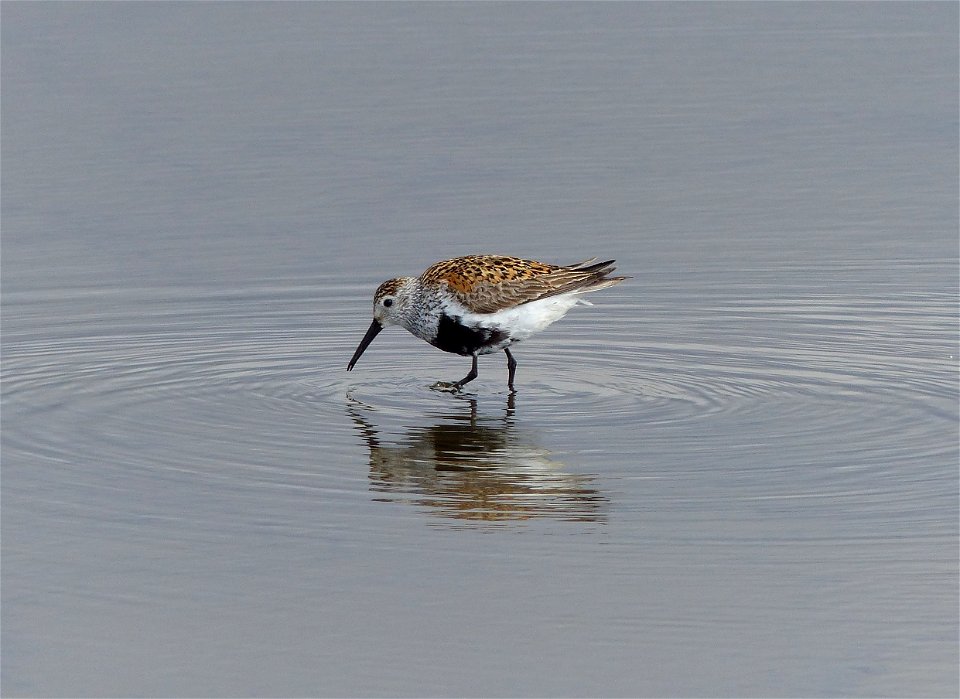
[346, 394, 607, 524]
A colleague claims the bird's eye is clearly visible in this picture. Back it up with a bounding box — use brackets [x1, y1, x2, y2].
[382, 298, 394, 308]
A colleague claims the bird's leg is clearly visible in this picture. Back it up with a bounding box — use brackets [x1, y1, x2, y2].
[452, 354, 479, 389]
[504, 347, 517, 391]
[433, 355, 479, 392]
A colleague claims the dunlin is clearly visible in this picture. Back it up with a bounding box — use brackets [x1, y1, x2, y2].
[346, 255, 626, 391]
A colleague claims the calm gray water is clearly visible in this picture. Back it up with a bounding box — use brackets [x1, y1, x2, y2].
[2, 4, 957, 697]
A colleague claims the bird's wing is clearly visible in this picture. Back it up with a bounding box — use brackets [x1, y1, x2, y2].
[457, 261, 623, 314]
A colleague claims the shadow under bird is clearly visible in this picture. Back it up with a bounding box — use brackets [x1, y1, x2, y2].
[346, 254, 626, 391]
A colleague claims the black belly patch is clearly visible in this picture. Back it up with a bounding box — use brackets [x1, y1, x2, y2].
[432, 314, 508, 355]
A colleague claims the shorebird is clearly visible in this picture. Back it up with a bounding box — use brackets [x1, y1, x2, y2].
[346, 254, 626, 391]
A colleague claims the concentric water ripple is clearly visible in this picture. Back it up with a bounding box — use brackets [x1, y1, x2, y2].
[3, 280, 956, 529]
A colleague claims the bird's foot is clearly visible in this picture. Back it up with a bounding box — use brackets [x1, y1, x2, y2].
[430, 381, 463, 393]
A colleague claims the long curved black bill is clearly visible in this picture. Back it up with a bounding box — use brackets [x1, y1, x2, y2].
[346, 320, 383, 371]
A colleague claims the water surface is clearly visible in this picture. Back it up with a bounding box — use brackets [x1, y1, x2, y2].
[3, 3, 957, 697]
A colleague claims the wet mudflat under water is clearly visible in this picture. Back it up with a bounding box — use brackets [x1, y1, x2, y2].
[2, 4, 957, 697]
